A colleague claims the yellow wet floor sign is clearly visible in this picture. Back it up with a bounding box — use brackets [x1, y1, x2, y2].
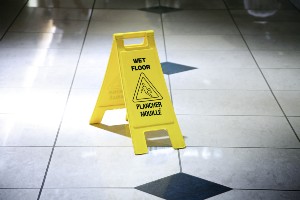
[90, 30, 186, 154]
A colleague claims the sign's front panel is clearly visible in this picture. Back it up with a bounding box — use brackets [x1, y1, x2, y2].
[119, 47, 174, 129]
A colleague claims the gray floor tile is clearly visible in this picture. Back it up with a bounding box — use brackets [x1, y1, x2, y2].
[44, 147, 179, 188]
[167, 50, 257, 68]
[57, 116, 133, 147]
[172, 90, 282, 116]
[181, 147, 300, 189]
[0, 189, 39, 200]
[252, 51, 300, 69]
[0, 48, 81, 68]
[160, 0, 226, 10]
[0, 88, 23, 113]
[94, 0, 159, 9]
[262, 69, 300, 90]
[17, 89, 68, 116]
[224, 0, 296, 10]
[0, 66, 75, 88]
[274, 91, 300, 116]
[0, 114, 60, 146]
[163, 21, 239, 35]
[165, 35, 247, 51]
[92, 9, 160, 22]
[87, 21, 163, 36]
[236, 21, 300, 35]
[244, 35, 300, 50]
[170, 68, 268, 90]
[81, 33, 112, 51]
[0, 147, 51, 188]
[0, 32, 86, 49]
[0, 30, 5, 40]
[17, 7, 91, 20]
[208, 190, 300, 200]
[178, 115, 300, 148]
[77, 49, 110, 68]
[0, 7, 20, 38]
[26, 0, 94, 8]
[288, 117, 300, 139]
[10, 19, 89, 34]
[290, 0, 300, 9]
[0, 0, 27, 7]
[0, 88, 68, 117]
[63, 89, 104, 121]
[162, 10, 232, 22]
[40, 188, 161, 200]
[72, 67, 105, 89]
[40, 188, 163, 200]
[231, 10, 300, 21]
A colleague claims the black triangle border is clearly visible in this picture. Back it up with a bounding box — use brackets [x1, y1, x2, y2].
[132, 72, 163, 103]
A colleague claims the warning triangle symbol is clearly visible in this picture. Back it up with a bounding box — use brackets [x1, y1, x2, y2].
[133, 72, 163, 103]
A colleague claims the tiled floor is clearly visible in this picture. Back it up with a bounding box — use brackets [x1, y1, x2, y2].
[1, 0, 300, 199]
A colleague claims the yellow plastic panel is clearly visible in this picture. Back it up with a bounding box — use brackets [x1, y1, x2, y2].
[90, 30, 185, 155]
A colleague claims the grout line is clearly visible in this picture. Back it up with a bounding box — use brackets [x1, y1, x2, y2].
[158, 0, 174, 103]
[222, 0, 300, 143]
[36, 1, 97, 199]
[177, 150, 183, 172]
[157, 0, 184, 172]
[0, 0, 29, 41]
[289, 0, 300, 12]
[158, 0, 168, 62]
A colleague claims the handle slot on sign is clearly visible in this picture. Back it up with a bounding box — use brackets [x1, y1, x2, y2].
[124, 37, 145, 46]
[114, 30, 154, 51]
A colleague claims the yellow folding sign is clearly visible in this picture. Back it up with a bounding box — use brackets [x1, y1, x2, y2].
[90, 30, 186, 155]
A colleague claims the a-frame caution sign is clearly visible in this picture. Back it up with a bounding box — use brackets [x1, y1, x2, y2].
[90, 30, 186, 155]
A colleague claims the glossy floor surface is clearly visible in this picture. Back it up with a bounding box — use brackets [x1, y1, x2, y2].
[1, 0, 300, 199]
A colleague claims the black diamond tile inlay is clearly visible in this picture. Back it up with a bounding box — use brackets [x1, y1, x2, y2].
[135, 173, 232, 200]
[139, 6, 182, 14]
[161, 62, 197, 75]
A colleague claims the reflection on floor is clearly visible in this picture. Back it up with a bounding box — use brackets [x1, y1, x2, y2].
[0, 0, 300, 199]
